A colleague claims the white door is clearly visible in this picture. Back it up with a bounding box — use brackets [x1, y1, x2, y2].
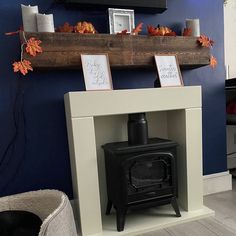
[224, 0, 236, 79]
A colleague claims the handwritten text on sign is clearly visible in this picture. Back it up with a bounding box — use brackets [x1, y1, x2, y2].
[155, 55, 182, 87]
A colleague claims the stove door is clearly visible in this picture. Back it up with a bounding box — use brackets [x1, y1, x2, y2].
[123, 152, 176, 203]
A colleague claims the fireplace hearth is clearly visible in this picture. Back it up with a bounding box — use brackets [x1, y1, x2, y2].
[102, 137, 181, 232]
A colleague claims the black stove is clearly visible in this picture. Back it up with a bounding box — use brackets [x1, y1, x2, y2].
[102, 137, 181, 232]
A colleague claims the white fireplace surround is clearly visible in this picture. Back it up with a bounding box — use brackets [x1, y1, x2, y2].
[64, 86, 214, 236]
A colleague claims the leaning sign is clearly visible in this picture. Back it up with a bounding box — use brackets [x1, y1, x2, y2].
[155, 54, 183, 87]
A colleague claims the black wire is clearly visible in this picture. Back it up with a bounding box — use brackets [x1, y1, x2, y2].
[1, 88, 27, 194]
[0, 75, 27, 194]
[0, 79, 21, 168]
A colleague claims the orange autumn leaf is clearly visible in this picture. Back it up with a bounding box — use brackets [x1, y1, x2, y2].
[147, 25, 176, 36]
[148, 26, 160, 36]
[12, 60, 33, 75]
[25, 37, 42, 57]
[165, 31, 177, 36]
[147, 25, 162, 36]
[198, 35, 214, 48]
[210, 55, 217, 68]
[132, 22, 143, 35]
[158, 26, 174, 36]
[116, 29, 129, 35]
[183, 28, 192, 36]
[74, 21, 97, 34]
[57, 22, 74, 33]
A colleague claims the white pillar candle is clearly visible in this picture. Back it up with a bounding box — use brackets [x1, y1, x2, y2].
[21, 4, 38, 32]
[36, 13, 55, 32]
[186, 18, 200, 37]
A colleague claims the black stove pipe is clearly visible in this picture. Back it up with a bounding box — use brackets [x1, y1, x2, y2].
[128, 113, 148, 145]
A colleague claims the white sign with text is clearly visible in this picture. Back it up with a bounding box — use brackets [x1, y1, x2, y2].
[81, 54, 113, 91]
[155, 55, 183, 87]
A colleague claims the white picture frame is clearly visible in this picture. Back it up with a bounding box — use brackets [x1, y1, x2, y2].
[81, 54, 113, 91]
[154, 54, 183, 87]
[108, 8, 135, 34]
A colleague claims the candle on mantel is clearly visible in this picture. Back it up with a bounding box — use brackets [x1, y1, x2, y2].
[21, 4, 38, 32]
[186, 18, 200, 37]
[36, 13, 55, 32]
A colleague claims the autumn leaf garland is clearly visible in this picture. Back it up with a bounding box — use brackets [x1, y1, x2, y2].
[12, 32, 43, 76]
[25, 37, 43, 57]
[147, 25, 176, 36]
[197, 34, 217, 68]
[198, 35, 214, 48]
[56, 21, 97, 33]
[13, 60, 33, 76]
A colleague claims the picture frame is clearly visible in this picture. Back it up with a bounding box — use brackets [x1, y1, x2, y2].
[108, 8, 135, 34]
[81, 54, 113, 91]
[154, 54, 183, 87]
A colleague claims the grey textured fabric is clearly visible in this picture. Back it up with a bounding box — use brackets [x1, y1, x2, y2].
[0, 190, 77, 236]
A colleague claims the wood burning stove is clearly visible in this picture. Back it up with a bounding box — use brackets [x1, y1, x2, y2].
[102, 137, 181, 232]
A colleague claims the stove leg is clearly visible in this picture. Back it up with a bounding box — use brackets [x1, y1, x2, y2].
[116, 207, 127, 232]
[106, 199, 113, 215]
[171, 197, 181, 217]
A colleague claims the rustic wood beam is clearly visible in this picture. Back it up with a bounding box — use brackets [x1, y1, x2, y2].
[21, 32, 210, 70]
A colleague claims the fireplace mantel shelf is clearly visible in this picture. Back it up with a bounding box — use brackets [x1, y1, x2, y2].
[21, 32, 210, 70]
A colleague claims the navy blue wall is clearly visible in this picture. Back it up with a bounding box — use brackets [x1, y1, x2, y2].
[0, 0, 226, 198]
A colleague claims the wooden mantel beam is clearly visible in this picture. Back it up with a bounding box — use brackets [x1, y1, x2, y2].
[21, 32, 210, 70]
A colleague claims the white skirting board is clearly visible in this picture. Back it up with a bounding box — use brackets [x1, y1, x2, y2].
[203, 171, 232, 196]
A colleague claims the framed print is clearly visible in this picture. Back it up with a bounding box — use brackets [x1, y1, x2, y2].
[154, 54, 183, 87]
[81, 54, 113, 91]
[108, 8, 135, 34]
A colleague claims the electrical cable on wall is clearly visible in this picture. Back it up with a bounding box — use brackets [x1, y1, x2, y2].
[0, 76, 27, 195]
[0, 1, 60, 195]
